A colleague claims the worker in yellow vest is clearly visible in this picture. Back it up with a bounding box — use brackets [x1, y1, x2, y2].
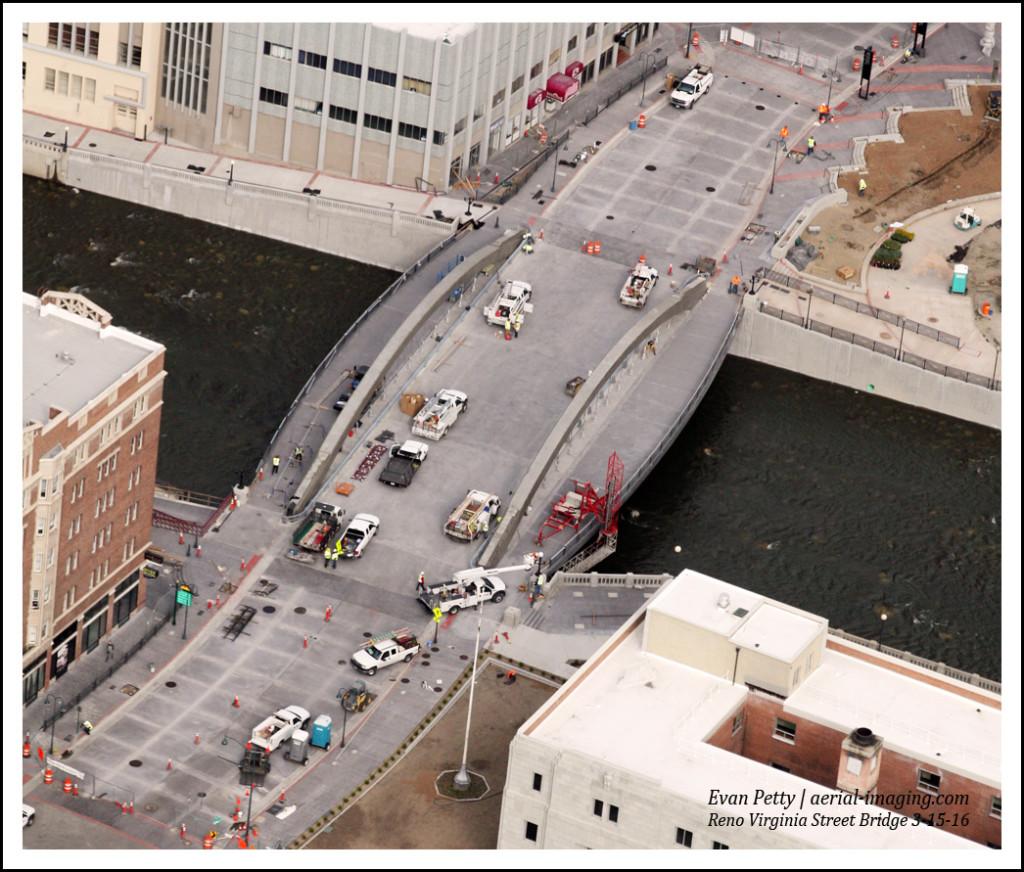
[858, 178, 867, 197]
[323, 546, 332, 568]
[807, 135, 815, 156]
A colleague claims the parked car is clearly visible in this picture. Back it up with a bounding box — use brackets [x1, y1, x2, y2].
[338, 513, 381, 558]
[22, 804, 35, 828]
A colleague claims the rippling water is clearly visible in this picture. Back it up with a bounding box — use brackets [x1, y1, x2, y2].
[601, 357, 1001, 679]
[22, 176, 396, 495]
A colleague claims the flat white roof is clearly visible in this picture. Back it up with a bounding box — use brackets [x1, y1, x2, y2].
[373, 22, 477, 42]
[649, 569, 765, 638]
[731, 603, 823, 661]
[529, 617, 971, 849]
[22, 294, 161, 427]
[787, 647, 1001, 787]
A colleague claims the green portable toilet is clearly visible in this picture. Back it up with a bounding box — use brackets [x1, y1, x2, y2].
[950, 264, 968, 295]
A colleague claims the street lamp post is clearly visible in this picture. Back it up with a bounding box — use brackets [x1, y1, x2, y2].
[685, 23, 693, 60]
[228, 160, 235, 186]
[453, 600, 485, 791]
[44, 695, 65, 755]
[465, 196, 473, 217]
[243, 782, 255, 847]
[340, 701, 349, 749]
[63, 126, 69, 152]
[769, 137, 781, 195]
[639, 53, 656, 106]
[877, 610, 889, 651]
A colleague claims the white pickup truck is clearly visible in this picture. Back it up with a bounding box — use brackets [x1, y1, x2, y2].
[444, 490, 500, 541]
[412, 389, 469, 441]
[620, 260, 659, 308]
[350, 629, 420, 675]
[483, 280, 533, 326]
[418, 576, 507, 615]
[250, 705, 311, 754]
[670, 64, 713, 109]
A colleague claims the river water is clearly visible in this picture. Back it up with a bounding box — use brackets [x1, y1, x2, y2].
[22, 177, 396, 495]
[21, 178, 1001, 679]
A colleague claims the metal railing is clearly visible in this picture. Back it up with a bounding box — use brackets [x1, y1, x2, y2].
[758, 301, 1000, 391]
[764, 270, 962, 349]
[154, 482, 225, 509]
[152, 491, 232, 537]
[550, 570, 673, 590]
[827, 628, 1001, 695]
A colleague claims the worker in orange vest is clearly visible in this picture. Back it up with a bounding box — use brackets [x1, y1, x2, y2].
[729, 275, 742, 295]
[818, 103, 830, 122]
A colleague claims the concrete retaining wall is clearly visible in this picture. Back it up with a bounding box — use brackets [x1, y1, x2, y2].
[291, 231, 525, 513]
[731, 301, 1000, 429]
[26, 138, 453, 272]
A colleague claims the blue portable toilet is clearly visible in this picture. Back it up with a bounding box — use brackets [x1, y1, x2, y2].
[310, 714, 332, 749]
[950, 264, 968, 295]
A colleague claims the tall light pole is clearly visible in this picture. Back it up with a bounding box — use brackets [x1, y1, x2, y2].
[639, 52, 656, 106]
[228, 160, 235, 186]
[769, 137, 781, 195]
[63, 126, 69, 152]
[44, 695, 64, 755]
[453, 600, 485, 791]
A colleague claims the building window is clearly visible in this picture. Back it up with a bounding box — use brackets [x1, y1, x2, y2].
[45, 67, 56, 91]
[70, 74, 82, 99]
[773, 718, 797, 743]
[119, 42, 142, 67]
[917, 770, 941, 795]
[83, 610, 107, 653]
[713, 841, 730, 850]
[549, 48, 561, 65]
[84, 77, 96, 101]
[363, 112, 393, 133]
[599, 47, 614, 73]
[161, 23, 213, 114]
[676, 827, 693, 847]
[88, 27, 99, 57]
[328, 104, 358, 124]
[57, 70, 69, 95]
[567, 35, 578, 52]
[586, 23, 596, 38]
[492, 87, 505, 108]
[367, 66, 397, 87]
[75, 25, 86, 53]
[333, 58, 362, 78]
[770, 762, 791, 772]
[593, 799, 603, 817]
[398, 121, 428, 142]
[453, 117, 466, 136]
[432, 130, 446, 146]
[263, 41, 293, 61]
[60, 24, 72, 50]
[532, 773, 542, 791]
[293, 96, 323, 115]
[298, 49, 328, 70]
[609, 804, 619, 823]
[473, 103, 483, 121]
[530, 61, 542, 80]
[403, 75, 431, 96]
[48, 22, 59, 47]
[991, 797, 1001, 819]
[524, 821, 538, 842]
[511, 74, 524, 94]
[259, 86, 289, 107]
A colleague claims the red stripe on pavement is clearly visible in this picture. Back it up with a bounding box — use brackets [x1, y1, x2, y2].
[876, 82, 946, 93]
[204, 155, 223, 176]
[143, 142, 160, 163]
[773, 168, 828, 182]
[304, 170, 321, 188]
[723, 42, 828, 92]
[71, 128, 90, 149]
[900, 64, 994, 74]
[417, 194, 435, 215]
[831, 111, 885, 124]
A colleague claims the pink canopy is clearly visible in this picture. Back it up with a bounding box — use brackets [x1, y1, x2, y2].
[545, 72, 580, 103]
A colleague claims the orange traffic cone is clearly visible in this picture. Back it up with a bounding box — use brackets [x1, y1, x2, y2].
[233, 695, 240, 708]
[167, 758, 173, 770]
[23, 735, 31, 758]
[303, 635, 309, 649]
[240, 557, 246, 571]
[668, 263, 673, 275]
[179, 531, 185, 545]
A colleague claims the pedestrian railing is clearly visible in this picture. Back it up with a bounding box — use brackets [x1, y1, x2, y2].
[763, 270, 962, 349]
[827, 627, 1001, 695]
[155, 482, 225, 509]
[757, 301, 1000, 391]
[550, 571, 673, 591]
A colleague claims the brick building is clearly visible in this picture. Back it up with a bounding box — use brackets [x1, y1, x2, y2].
[498, 569, 1000, 850]
[22, 292, 165, 704]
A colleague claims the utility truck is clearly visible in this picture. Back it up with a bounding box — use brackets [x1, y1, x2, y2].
[620, 259, 659, 308]
[483, 280, 533, 326]
[293, 502, 345, 552]
[350, 628, 420, 675]
[670, 64, 713, 109]
[338, 513, 380, 558]
[444, 490, 500, 541]
[417, 554, 543, 614]
[378, 440, 429, 488]
[412, 389, 468, 441]
[250, 705, 310, 754]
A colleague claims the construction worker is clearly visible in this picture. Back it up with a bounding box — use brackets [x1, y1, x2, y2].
[806, 135, 815, 156]
[323, 546, 332, 568]
[503, 316, 512, 340]
[417, 572, 427, 593]
[779, 126, 789, 151]
[329, 549, 339, 570]
[293, 445, 303, 466]
[479, 504, 491, 534]
[818, 104, 829, 123]
[858, 177, 867, 197]
[522, 233, 534, 254]
[513, 312, 523, 338]
[730, 275, 742, 295]
[271, 455, 280, 474]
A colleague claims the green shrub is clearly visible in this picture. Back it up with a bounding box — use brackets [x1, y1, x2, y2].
[881, 238, 902, 251]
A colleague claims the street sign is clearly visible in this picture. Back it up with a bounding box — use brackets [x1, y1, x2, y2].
[175, 584, 195, 607]
[432, 606, 443, 623]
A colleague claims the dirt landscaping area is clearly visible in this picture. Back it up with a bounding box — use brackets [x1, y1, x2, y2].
[306, 665, 556, 850]
[805, 85, 1001, 283]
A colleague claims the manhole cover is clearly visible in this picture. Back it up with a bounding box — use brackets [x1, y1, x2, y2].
[794, 101, 800, 105]
[644, 164, 656, 171]
[197, 792, 206, 798]
[262, 605, 276, 613]
[960, 55, 967, 60]
[294, 607, 307, 615]
[88, 142, 96, 148]
[777, 95, 782, 98]
[401, 678, 410, 684]
[144, 803, 159, 813]
[928, 317, 939, 323]
[129, 760, 143, 768]
[165, 681, 177, 688]
[537, 200, 545, 205]
[362, 631, 372, 638]
[759, 87, 764, 91]
[741, 81, 747, 85]
[433, 687, 443, 693]
[338, 659, 347, 665]
[460, 654, 469, 660]
[658, 88, 666, 94]
[706, 186, 716, 193]
[430, 646, 439, 652]
[421, 661, 431, 667]
[421, 652, 431, 659]
[606, 215, 614, 220]
[121, 684, 139, 696]
[755, 105, 765, 110]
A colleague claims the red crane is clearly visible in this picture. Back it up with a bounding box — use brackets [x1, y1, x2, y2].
[535, 452, 624, 546]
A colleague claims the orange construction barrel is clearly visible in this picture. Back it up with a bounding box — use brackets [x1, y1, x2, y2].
[586, 242, 595, 255]
[852, 55, 861, 72]
[638, 114, 647, 128]
[594, 241, 602, 255]
[692, 31, 700, 48]
[891, 35, 900, 49]
[44, 768, 54, 785]
[63, 777, 73, 793]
